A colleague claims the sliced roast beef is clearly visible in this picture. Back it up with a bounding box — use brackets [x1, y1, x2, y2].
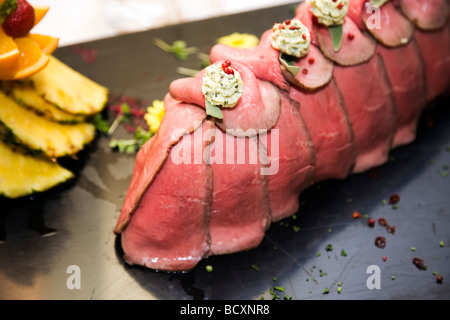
[207, 128, 271, 255]
[119, 120, 215, 272]
[290, 79, 356, 182]
[333, 54, 396, 173]
[169, 62, 281, 136]
[362, 1, 415, 47]
[315, 16, 377, 66]
[399, 0, 449, 31]
[414, 26, 450, 103]
[114, 94, 207, 233]
[347, 0, 366, 31]
[377, 40, 426, 147]
[281, 44, 334, 91]
[261, 92, 315, 222]
[209, 30, 290, 91]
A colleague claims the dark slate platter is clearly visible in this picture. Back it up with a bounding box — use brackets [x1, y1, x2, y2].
[0, 4, 449, 300]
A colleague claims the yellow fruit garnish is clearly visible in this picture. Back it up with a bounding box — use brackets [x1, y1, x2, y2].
[144, 100, 165, 134]
[217, 32, 260, 48]
[0, 27, 20, 69]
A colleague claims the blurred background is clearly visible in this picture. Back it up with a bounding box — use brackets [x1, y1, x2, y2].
[28, 0, 300, 46]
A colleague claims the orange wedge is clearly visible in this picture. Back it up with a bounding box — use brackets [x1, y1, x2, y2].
[27, 33, 59, 55]
[0, 27, 20, 68]
[0, 37, 49, 80]
[33, 5, 50, 27]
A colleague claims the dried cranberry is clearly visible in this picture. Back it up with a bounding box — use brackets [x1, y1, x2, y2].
[378, 218, 387, 227]
[308, 57, 315, 64]
[375, 236, 386, 249]
[412, 258, 427, 270]
[368, 218, 375, 227]
[389, 194, 400, 205]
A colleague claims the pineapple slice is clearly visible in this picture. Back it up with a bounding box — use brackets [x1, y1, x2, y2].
[0, 81, 86, 123]
[0, 139, 73, 198]
[27, 55, 109, 116]
[0, 90, 96, 158]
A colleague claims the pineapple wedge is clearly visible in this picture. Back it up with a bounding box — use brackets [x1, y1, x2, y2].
[27, 55, 109, 116]
[0, 139, 73, 199]
[0, 82, 86, 123]
[0, 90, 96, 158]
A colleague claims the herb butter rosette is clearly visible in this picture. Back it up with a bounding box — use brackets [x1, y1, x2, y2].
[271, 19, 311, 58]
[202, 60, 243, 119]
[307, 0, 349, 26]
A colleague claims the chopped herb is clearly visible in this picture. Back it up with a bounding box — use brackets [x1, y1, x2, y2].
[273, 277, 277, 282]
[316, 251, 321, 257]
[381, 199, 387, 205]
[410, 247, 417, 252]
[251, 264, 259, 272]
[337, 286, 342, 294]
[325, 244, 333, 252]
[440, 241, 444, 247]
[322, 287, 329, 294]
[391, 276, 396, 280]
[340, 249, 347, 257]
[274, 286, 285, 293]
[205, 265, 213, 272]
[293, 225, 301, 233]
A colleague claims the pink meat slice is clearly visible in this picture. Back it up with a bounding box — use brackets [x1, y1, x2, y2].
[209, 29, 290, 91]
[377, 40, 427, 148]
[261, 92, 315, 222]
[347, 0, 366, 31]
[207, 128, 271, 255]
[315, 16, 377, 66]
[399, 0, 449, 31]
[362, 1, 415, 47]
[169, 62, 281, 135]
[119, 120, 215, 272]
[282, 44, 334, 90]
[114, 94, 207, 233]
[333, 54, 397, 173]
[414, 26, 450, 103]
[290, 79, 356, 182]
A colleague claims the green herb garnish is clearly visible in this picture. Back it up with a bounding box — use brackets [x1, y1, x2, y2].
[92, 113, 110, 134]
[370, 0, 390, 8]
[153, 38, 198, 61]
[329, 24, 344, 52]
[109, 126, 152, 154]
[205, 99, 224, 120]
[279, 52, 300, 76]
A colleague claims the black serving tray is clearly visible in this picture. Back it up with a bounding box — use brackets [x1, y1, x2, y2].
[0, 3, 449, 300]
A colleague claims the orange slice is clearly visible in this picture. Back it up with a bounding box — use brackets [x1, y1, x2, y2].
[33, 5, 50, 27]
[27, 33, 59, 55]
[0, 27, 20, 68]
[0, 37, 49, 80]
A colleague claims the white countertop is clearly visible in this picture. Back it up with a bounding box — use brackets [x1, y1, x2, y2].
[28, 0, 300, 46]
